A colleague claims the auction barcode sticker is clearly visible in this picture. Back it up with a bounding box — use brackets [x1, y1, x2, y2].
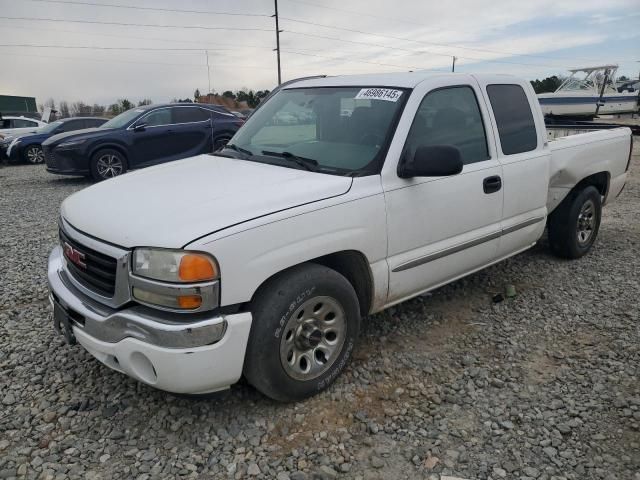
[355, 88, 403, 102]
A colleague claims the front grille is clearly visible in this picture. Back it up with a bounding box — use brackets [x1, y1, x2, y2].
[43, 146, 57, 166]
[59, 228, 118, 296]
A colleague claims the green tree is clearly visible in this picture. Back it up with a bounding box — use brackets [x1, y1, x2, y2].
[118, 99, 134, 111]
[137, 99, 152, 106]
[530, 76, 563, 94]
[194, 89, 201, 101]
[222, 90, 236, 99]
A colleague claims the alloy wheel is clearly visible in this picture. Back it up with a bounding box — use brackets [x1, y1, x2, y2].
[96, 154, 124, 179]
[26, 146, 44, 164]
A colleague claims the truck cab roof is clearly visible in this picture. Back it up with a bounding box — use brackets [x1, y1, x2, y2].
[285, 71, 518, 89]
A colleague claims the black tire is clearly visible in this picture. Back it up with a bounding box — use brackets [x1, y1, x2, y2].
[548, 185, 602, 259]
[243, 263, 361, 402]
[90, 149, 127, 181]
[23, 144, 44, 164]
[213, 134, 232, 152]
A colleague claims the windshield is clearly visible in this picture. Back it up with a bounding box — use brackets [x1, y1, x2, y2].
[100, 107, 145, 129]
[38, 120, 64, 134]
[226, 86, 407, 175]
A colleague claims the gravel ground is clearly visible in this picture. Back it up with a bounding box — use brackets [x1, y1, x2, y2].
[1, 143, 639, 480]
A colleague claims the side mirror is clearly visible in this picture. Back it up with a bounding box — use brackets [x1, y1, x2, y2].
[398, 145, 463, 178]
[133, 122, 147, 132]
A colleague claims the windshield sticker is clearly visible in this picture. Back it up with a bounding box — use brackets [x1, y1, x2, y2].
[355, 88, 403, 102]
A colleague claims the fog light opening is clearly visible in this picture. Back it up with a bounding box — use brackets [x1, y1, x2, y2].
[130, 352, 158, 384]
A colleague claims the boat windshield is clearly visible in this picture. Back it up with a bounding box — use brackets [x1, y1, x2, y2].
[556, 66, 620, 94]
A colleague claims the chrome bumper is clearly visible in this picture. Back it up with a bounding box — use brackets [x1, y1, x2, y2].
[48, 246, 226, 348]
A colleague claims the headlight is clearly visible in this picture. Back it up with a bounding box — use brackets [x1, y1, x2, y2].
[131, 249, 220, 311]
[57, 139, 86, 149]
[7, 138, 21, 155]
[133, 248, 218, 283]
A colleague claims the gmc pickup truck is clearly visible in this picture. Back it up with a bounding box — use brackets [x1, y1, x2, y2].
[48, 72, 633, 402]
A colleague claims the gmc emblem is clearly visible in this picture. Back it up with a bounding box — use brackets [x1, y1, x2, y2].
[63, 242, 86, 269]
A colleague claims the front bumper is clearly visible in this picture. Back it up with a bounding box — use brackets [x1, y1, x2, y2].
[0, 143, 19, 161]
[43, 145, 90, 175]
[48, 246, 252, 394]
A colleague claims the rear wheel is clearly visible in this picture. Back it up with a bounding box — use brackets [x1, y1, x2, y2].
[23, 145, 44, 164]
[90, 149, 127, 181]
[548, 186, 602, 259]
[243, 263, 361, 402]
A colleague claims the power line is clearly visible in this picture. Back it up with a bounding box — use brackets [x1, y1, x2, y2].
[24, 0, 271, 17]
[0, 23, 275, 51]
[0, 16, 274, 32]
[0, 51, 276, 70]
[282, 0, 429, 27]
[0, 44, 245, 52]
[279, 15, 635, 65]
[285, 29, 461, 60]
[283, 30, 569, 69]
[281, 49, 448, 72]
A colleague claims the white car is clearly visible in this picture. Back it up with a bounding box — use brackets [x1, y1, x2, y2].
[48, 72, 633, 401]
[0, 115, 47, 138]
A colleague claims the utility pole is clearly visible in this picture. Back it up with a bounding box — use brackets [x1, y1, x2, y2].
[205, 50, 212, 94]
[451, 56, 457, 72]
[273, 0, 282, 85]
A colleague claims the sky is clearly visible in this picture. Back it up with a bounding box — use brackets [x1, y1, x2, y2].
[0, 0, 639, 106]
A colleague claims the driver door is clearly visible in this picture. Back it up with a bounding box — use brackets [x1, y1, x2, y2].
[382, 78, 504, 304]
[129, 107, 174, 167]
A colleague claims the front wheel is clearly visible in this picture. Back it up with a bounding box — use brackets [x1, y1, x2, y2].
[23, 145, 44, 164]
[243, 264, 361, 402]
[548, 185, 602, 259]
[90, 149, 127, 181]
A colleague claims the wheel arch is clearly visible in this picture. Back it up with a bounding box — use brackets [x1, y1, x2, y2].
[573, 171, 609, 199]
[249, 250, 375, 317]
[89, 143, 129, 163]
[21, 142, 42, 161]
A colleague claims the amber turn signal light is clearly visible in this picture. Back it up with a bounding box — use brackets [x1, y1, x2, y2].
[177, 295, 202, 309]
[178, 254, 217, 282]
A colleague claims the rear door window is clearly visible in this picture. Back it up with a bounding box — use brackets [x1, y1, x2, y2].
[486, 84, 538, 155]
[13, 119, 37, 128]
[173, 107, 210, 123]
[59, 120, 84, 132]
[404, 86, 489, 165]
[85, 119, 105, 128]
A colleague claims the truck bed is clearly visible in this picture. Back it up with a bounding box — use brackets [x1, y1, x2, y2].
[546, 127, 631, 212]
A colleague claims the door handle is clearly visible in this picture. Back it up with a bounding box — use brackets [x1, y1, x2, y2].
[483, 175, 502, 194]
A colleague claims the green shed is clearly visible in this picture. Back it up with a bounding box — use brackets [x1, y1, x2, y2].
[0, 95, 38, 114]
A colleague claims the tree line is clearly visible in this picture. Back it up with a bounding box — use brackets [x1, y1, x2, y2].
[39, 88, 272, 118]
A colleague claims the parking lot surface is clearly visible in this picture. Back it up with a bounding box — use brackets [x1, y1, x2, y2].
[1, 145, 639, 480]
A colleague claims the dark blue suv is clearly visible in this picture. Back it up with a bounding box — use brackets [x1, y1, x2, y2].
[0, 117, 107, 164]
[42, 103, 243, 181]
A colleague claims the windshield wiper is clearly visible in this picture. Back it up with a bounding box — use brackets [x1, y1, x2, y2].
[261, 150, 318, 171]
[222, 143, 253, 158]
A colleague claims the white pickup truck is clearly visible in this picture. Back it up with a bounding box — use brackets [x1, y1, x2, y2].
[48, 72, 633, 402]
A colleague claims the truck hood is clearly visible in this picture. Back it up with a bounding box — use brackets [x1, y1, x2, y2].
[61, 154, 353, 248]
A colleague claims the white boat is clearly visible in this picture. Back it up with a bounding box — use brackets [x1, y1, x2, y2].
[537, 65, 639, 117]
